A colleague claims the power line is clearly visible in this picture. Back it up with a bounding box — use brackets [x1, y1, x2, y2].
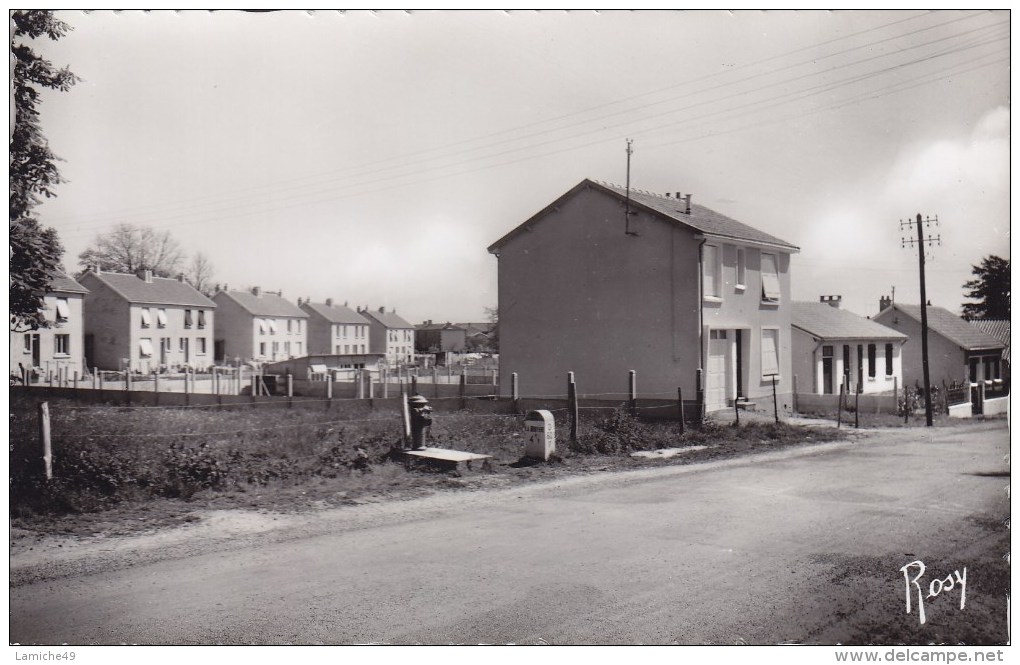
[44, 12, 1003, 235]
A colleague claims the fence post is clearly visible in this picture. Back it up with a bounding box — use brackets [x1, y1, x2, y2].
[73, 370, 79, 392]
[154, 372, 160, 406]
[287, 373, 294, 404]
[459, 371, 467, 410]
[854, 386, 860, 429]
[792, 374, 798, 414]
[125, 370, 132, 393]
[39, 402, 52, 481]
[678, 386, 686, 435]
[213, 367, 219, 396]
[568, 371, 578, 444]
[368, 372, 375, 399]
[400, 388, 411, 448]
[357, 370, 365, 399]
[252, 370, 258, 398]
[511, 372, 520, 414]
[95, 368, 101, 390]
[628, 370, 637, 418]
[695, 368, 704, 424]
[381, 367, 389, 399]
[771, 375, 779, 424]
[893, 376, 899, 413]
[734, 392, 740, 426]
[492, 368, 497, 387]
[185, 369, 192, 406]
[837, 382, 844, 428]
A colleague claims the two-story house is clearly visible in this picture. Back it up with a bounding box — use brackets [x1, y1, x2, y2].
[415, 321, 467, 354]
[300, 299, 372, 356]
[212, 286, 308, 363]
[791, 297, 907, 395]
[487, 178, 799, 411]
[79, 268, 216, 372]
[10, 270, 89, 379]
[360, 307, 416, 366]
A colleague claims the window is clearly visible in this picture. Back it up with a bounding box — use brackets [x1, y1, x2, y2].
[335, 345, 341, 354]
[702, 244, 721, 298]
[761, 253, 781, 303]
[761, 328, 780, 378]
[735, 248, 746, 288]
[140, 338, 154, 358]
[287, 319, 293, 333]
[179, 338, 187, 352]
[157, 308, 168, 328]
[55, 334, 70, 356]
[284, 341, 291, 355]
[259, 319, 268, 334]
[867, 344, 876, 378]
[272, 341, 279, 354]
[268, 320, 278, 335]
[885, 344, 893, 376]
[23, 334, 32, 353]
[822, 345, 833, 357]
[140, 307, 152, 328]
[259, 342, 267, 356]
[184, 309, 193, 329]
[361, 344, 365, 353]
[55, 298, 70, 323]
[197, 310, 206, 329]
[197, 337, 207, 355]
[344, 344, 350, 354]
[295, 342, 302, 356]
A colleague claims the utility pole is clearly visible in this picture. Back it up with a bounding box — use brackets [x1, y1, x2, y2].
[900, 213, 941, 427]
[624, 139, 638, 236]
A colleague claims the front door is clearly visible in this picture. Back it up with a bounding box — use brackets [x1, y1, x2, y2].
[822, 345, 834, 395]
[706, 330, 730, 411]
[30, 333, 40, 367]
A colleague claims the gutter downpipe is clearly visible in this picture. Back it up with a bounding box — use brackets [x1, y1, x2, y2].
[697, 236, 707, 394]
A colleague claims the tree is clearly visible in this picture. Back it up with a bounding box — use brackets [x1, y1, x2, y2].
[485, 305, 499, 353]
[78, 223, 186, 277]
[961, 255, 1010, 320]
[10, 10, 77, 331]
[185, 251, 216, 296]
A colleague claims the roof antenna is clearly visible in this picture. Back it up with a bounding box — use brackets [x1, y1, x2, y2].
[624, 139, 638, 236]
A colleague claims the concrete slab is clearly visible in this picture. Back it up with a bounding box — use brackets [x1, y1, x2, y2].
[401, 447, 493, 472]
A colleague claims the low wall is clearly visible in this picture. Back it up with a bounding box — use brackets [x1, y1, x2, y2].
[794, 392, 897, 416]
[948, 402, 972, 419]
[983, 395, 1009, 417]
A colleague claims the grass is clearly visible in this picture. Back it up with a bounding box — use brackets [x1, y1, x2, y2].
[11, 393, 849, 522]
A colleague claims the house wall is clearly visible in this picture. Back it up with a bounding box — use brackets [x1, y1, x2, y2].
[440, 329, 466, 352]
[702, 240, 793, 405]
[245, 316, 306, 362]
[495, 185, 702, 399]
[130, 303, 214, 373]
[213, 295, 255, 361]
[874, 309, 966, 389]
[10, 292, 86, 377]
[790, 328, 904, 395]
[80, 275, 131, 371]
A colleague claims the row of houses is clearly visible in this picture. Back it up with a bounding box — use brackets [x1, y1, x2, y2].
[487, 179, 1008, 410]
[11, 267, 427, 375]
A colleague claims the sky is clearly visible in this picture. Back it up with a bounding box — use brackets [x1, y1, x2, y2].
[21, 9, 1011, 323]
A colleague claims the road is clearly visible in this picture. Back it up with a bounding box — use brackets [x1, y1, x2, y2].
[10, 421, 1010, 645]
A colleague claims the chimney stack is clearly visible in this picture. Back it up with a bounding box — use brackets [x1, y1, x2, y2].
[879, 295, 892, 311]
[93, 263, 101, 275]
[177, 273, 185, 283]
[684, 194, 692, 215]
[820, 295, 842, 308]
[325, 298, 333, 307]
[136, 269, 153, 283]
[252, 286, 262, 297]
[379, 306, 385, 314]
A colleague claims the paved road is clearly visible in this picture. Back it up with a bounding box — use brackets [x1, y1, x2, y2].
[10, 421, 1009, 645]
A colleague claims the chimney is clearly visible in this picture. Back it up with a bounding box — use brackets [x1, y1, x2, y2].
[252, 286, 261, 297]
[177, 273, 185, 283]
[296, 297, 302, 307]
[325, 298, 333, 307]
[879, 295, 892, 311]
[379, 306, 385, 314]
[344, 300, 349, 307]
[214, 283, 221, 293]
[136, 269, 153, 283]
[665, 193, 671, 199]
[684, 194, 691, 215]
[820, 295, 842, 308]
[93, 263, 101, 275]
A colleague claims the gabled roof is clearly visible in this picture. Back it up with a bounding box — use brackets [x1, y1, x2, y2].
[301, 301, 370, 325]
[416, 322, 465, 331]
[792, 302, 906, 341]
[488, 178, 800, 253]
[880, 304, 1004, 351]
[455, 322, 495, 337]
[81, 271, 215, 307]
[361, 308, 414, 329]
[971, 319, 1010, 363]
[215, 290, 306, 318]
[49, 270, 88, 295]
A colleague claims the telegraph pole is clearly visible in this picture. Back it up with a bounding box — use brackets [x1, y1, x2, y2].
[900, 213, 941, 427]
[624, 139, 638, 236]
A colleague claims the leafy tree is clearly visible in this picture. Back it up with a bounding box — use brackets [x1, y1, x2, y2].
[485, 305, 499, 353]
[78, 223, 186, 277]
[961, 255, 1010, 320]
[10, 10, 77, 331]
